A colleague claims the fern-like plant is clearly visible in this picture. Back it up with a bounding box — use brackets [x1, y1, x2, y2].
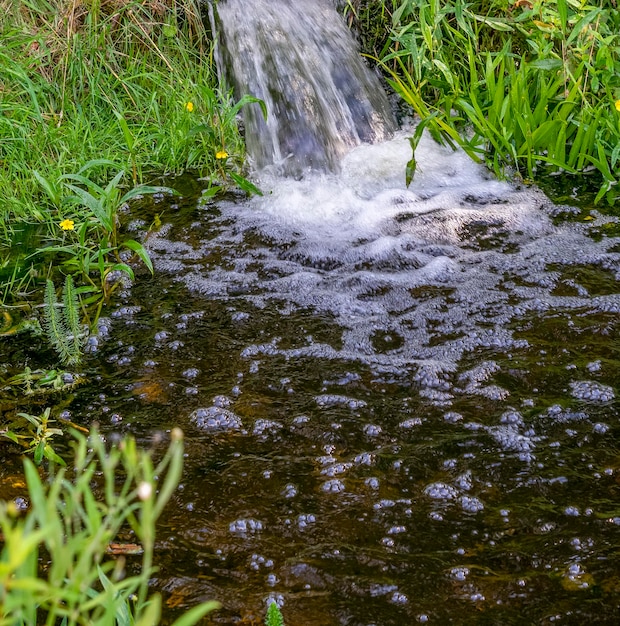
[265, 601, 284, 626]
[61, 274, 83, 361]
[43, 276, 84, 366]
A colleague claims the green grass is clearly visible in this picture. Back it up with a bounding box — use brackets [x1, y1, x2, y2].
[372, 0, 620, 200]
[0, 0, 254, 306]
[0, 425, 220, 625]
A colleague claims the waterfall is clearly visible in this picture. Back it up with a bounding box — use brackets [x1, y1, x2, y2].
[212, 0, 396, 177]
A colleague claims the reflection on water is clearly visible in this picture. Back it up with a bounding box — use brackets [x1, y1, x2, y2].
[2, 134, 620, 624]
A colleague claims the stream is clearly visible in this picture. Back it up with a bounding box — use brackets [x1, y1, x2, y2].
[2, 0, 620, 622]
[4, 131, 620, 624]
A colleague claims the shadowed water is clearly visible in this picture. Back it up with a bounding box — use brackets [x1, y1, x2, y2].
[4, 133, 617, 624]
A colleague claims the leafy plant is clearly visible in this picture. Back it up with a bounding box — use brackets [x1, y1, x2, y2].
[0, 0, 258, 307]
[0, 426, 220, 625]
[43, 275, 84, 366]
[381, 0, 620, 199]
[2, 407, 66, 466]
[2, 366, 83, 397]
[265, 601, 285, 626]
[31, 164, 175, 327]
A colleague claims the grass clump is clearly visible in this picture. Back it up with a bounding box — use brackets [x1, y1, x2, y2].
[0, 426, 220, 624]
[374, 0, 620, 201]
[0, 0, 257, 312]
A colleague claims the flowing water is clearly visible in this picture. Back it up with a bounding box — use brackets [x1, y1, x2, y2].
[212, 0, 395, 176]
[3, 2, 620, 624]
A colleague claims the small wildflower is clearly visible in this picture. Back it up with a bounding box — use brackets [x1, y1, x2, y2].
[216, 150, 229, 160]
[615, 100, 620, 112]
[185, 101, 194, 112]
[59, 219, 74, 231]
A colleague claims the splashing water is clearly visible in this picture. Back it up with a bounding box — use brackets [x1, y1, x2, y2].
[7, 4, 617, 624]
[213, 0, 395, 176]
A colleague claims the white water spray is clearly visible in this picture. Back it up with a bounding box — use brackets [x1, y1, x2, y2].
[213, 0, 395, 177]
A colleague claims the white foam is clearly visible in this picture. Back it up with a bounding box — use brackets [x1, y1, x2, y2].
[148, 130, 620, 372]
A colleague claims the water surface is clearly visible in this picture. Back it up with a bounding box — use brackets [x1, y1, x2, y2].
[2, 134, 620, 625]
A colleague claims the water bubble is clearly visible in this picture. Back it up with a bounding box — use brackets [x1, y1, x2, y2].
[354, 452, 375, 466]
[363, 424, 382, 437]
[282, 484, 298, 498]
[253, 419, 283, 438]
[460, 496, 484, 513]
[593, 423, 610, 434]
[321, 462, 352, 477]
[229, 518, 263, 534]
[424, 482, 458, 501]
[190, 407, 243, 432]
[399, 417, 423, 428]
[365, 477, 380, 490]
[570, 380, 615, 402]
[390, 591, 408, 604]
[450, 567, 469, 581]
[297, 514, 316, 529]
[322, 479, 345, 493]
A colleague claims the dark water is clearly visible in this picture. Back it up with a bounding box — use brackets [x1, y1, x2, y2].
[3, 148, 620, 624]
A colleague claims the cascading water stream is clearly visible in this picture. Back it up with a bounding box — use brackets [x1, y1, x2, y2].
[212, 0, 396, 177]
[185, 0, 620, 390]
[41, 4, 619, 624]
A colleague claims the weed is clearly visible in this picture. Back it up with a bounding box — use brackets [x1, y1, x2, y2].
[0, 426, 220, 624]
[380, 0, 620, 197]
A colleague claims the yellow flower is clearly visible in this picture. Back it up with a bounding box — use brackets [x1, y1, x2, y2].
[615, 100, 620, 112]
[185, 101, 194, 112]
[216, 150, 229, 160]
[60, 218, 75, 231]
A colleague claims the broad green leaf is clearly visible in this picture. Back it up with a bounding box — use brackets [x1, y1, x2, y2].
[43, 445, 66, 467]
[2, 430, 19, 444]
[528, 58, 563, 71]
[557, 0, 568, 33]
[113, 110, 135, 151]
[33, 170, 61, 205]
[566, 9, 603, 46]
[61, 173, 106, 196]
[33, 440, 45, 465]
[231, 94, 267, 121]
[123, 239, 154, 274]
[201, 185, 223, 199]
[119, 185, 177, 205]
[76, 159, 120, 175]
[229, 172, 263, 196]
[65, 184, 112, 231]
[108, 263, 135, 280]
[473, 15, 514, 32]
[405, 156, 416, 187]
[104, 169, 126, 200]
